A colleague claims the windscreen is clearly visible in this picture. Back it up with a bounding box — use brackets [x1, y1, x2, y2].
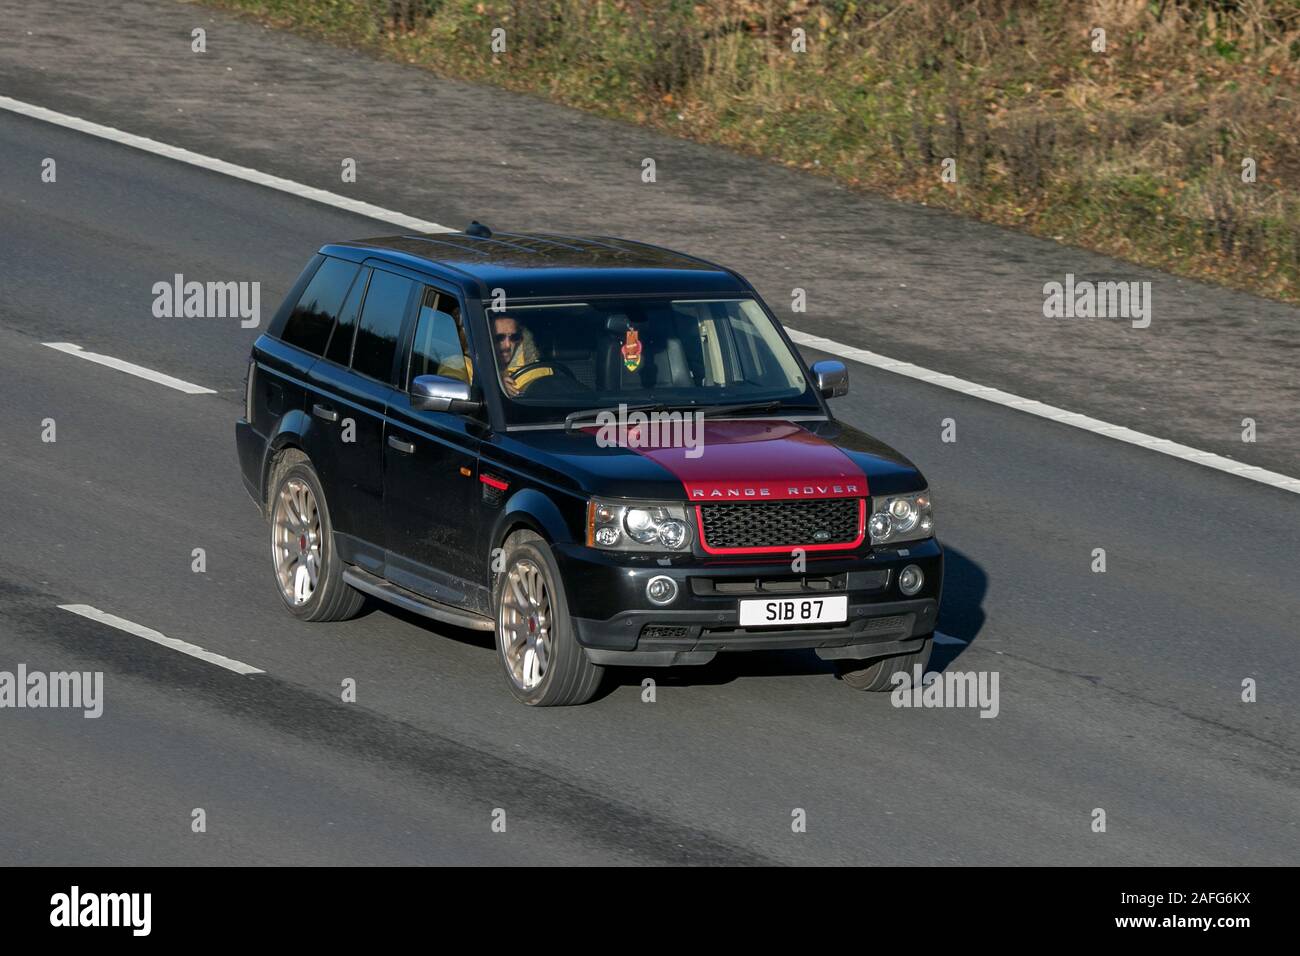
[482, 296, 818, 425]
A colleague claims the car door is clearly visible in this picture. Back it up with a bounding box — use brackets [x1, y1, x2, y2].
[303, 264, 416, 574]
[383, 285, 490, 613]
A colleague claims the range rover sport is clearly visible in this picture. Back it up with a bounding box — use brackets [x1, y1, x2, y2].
[235, 224, 942, 705]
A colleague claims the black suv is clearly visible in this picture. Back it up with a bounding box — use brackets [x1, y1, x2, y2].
[236, 225, 942, 705]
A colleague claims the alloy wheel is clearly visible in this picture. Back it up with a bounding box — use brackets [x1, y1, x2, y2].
[498, 558, 552, 691]
[272, 477, 322, 605]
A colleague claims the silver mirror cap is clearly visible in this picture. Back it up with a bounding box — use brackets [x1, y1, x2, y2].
[810, 359, 849, 398]
[411, 374, 479, 413]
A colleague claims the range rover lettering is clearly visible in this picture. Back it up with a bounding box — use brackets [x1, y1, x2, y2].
[235, 224, 942, 706]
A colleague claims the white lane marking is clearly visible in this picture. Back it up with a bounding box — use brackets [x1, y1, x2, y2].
[58, 604, 265, 675]
[42, 342, 217, 395]
[6, 95, 1295, 494]
[0, 95, 453, 235]
[787, 328, 1300, 496]
[932, 632, 968, 646]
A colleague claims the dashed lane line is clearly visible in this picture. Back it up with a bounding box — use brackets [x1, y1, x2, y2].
[59, 604, 265, 675]
[42, 342, 217, 395]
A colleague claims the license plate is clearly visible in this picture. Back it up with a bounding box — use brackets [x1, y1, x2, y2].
[738, 595, 848, 628]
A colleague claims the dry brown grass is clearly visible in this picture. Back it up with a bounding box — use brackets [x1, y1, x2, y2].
[213, 0, 1300, 300]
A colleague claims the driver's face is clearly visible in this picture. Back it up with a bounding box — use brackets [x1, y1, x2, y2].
[493, 317, 522, 367]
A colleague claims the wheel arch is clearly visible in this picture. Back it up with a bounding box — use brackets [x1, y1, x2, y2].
[488, 487, 577, 569]
[261, 410, 313, 512]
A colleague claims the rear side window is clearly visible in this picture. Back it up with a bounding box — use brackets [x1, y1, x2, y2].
[324, 267, 370, 366]
[280, 258, 360, 356]
[351, 269, 415, 383]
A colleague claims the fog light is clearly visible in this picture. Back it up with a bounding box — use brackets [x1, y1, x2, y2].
[646, 575, 679, 606]
[898, 565, 924, 596]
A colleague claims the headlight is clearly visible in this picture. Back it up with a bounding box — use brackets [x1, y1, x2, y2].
[587, 498, 693, 552]
[869, 491, 933, 545]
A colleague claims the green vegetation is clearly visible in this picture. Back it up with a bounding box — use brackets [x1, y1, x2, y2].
[210, 0, 1300, 302]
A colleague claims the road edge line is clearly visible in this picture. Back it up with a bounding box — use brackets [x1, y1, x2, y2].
[6, 95, 1296, 495]
[0, 94, 453, 235]
[786, 328, 1300, 495]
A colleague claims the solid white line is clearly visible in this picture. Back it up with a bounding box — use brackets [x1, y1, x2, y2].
[0, 95, 453, 234]
[42, 342, 217, 394]
[787, 328, 1300, 495]
[5, 95, 1294, 494]
[58, 604, 265, 675]
[932, 633, 968, 646]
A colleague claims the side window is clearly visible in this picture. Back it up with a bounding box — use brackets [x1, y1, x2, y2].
[324, 267, 370, 366]
[280, 258, 359, 356]
[351, 269, 415, 383]
[408, 288, 471, 389]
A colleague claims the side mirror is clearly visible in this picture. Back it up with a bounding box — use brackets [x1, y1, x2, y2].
[810, 359, 849, 399]
[411, 374, 481, 414]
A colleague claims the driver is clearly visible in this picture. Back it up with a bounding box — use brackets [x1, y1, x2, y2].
[492, 314, 552, 397]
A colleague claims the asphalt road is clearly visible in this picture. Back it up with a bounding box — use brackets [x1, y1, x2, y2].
[1, 110, 1297, 865]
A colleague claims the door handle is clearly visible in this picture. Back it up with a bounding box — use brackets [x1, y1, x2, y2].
[312, 403, 339, 423]
[387, 435, 416, 455]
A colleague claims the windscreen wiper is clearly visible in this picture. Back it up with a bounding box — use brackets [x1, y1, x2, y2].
[696, 401, 782, 418]
[563, 400, 785, 433]
[563, 402, 665, 433]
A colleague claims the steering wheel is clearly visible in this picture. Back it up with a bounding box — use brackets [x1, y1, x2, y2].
[504, 361, 586, 398]
[510, 360, 579, 383]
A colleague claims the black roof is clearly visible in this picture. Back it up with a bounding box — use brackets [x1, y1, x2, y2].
[321, 231, 749, 299]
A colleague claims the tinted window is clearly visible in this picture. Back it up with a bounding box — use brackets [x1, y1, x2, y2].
[351, 270, 414, 383]
[408, 289, 470, 388]
[280, 258, 359, 355]
[324, 268, 370, 366]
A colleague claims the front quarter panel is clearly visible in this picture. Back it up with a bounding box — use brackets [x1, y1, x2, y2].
[489, 486, 581, 554]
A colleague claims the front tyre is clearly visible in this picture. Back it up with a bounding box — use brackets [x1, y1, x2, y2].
[494, 531, 603, 706]
[835, 636, 933, 692]
[268, 450, 364, 622]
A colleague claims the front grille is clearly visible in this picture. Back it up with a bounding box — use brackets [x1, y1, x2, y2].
[698, 498, 862, 552]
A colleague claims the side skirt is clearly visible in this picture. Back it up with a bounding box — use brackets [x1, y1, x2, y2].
[342, 566, 495, 632]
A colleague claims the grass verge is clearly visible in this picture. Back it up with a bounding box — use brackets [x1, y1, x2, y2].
[205, 0, 1300, 303]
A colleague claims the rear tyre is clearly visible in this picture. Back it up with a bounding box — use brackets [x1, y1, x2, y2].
[835, 636, 933, 692]
[494, 531, 604, 706]
[267, 450, 365, 622]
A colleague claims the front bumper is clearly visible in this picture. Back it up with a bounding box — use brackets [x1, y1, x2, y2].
[555, 537, 942, 667]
